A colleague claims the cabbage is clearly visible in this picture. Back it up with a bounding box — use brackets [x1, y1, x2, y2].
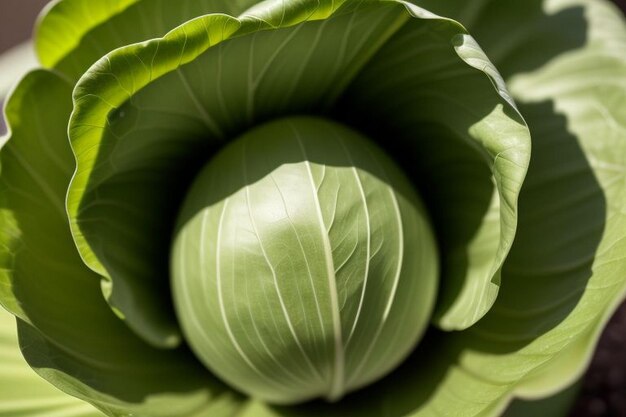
[0, 1, 624, 416]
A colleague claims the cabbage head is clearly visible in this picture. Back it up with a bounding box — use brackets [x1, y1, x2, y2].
[0, 0, 625, 416]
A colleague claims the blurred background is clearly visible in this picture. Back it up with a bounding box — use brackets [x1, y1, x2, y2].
[0, 1, 49, 52]
[0, 1, 625, 416]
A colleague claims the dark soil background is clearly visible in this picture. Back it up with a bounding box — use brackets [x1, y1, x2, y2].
[0, 1, 625, 416]
[571, 307, 626, 417]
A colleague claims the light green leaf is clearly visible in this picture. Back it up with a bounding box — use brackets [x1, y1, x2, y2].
[36, 0, 139, 69]
[35, 0, 269, 346]
[500, 0, 626, 398]
[0, 70, 244, 417]
[66, 1, 411, 348]
[0, 307, 104, 417]
[67, 0, 528, 353]
[340, 1, 530, 330]
[36, 0, 261, 80]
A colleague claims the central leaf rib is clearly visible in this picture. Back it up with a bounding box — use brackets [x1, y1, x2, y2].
[294, 127, 345, 401]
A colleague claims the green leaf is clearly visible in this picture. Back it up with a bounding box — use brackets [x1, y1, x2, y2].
[0, 70, 244, 417]
[67, 0, 528, 353]
[66, 1, 411, 348]
[0, 308, 104, 417]
[36, 0, 261, 80]
[36, 0, 139, 69]
[34, 0, 267, 346]
[339, 1, 531, 330]
[500, 0, 626, 397]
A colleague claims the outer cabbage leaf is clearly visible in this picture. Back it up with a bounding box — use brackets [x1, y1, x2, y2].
[0, 307, 104, 417]
[66, 0, 529, 360]
[67, 0, 417, 349]
[0, 70, 244, 417]
[36, 0, 138, 69]
[34, 0, 263, 348]
[36, 0, 260, 80]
